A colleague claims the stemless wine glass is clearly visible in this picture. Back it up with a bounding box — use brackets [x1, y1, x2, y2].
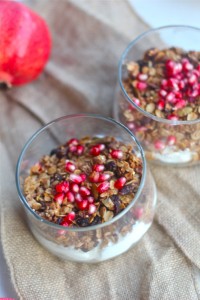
[115, 25, 200, 166]
[16, 114, 157, 263]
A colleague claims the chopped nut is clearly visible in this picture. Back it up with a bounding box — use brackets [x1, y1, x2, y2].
[187, 112, 198, 121]
[102, 210, 114, 222]
[146, 103, 155, 113]
[178, 107, 193, 117]
[102, 198, 115, 210]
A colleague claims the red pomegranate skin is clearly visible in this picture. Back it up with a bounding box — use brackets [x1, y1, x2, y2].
[0, 0, 51, 86]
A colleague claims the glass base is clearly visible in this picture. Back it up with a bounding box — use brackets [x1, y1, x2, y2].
[146, 148, 198, 166]
[28, 171, 156, 263]
[31, 221, 153, 263]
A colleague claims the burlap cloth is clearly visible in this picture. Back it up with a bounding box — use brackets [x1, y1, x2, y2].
[0, 1, 200, 299]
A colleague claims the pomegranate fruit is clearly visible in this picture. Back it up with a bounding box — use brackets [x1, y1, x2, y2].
[0, 0, 51, 86]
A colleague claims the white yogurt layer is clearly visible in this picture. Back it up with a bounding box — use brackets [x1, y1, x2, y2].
[32, 222, 151, 263]
[153, 147, 194, 164]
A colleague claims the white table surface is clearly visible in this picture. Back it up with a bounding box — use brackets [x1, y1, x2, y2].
[129, 0, 200, 28]
[1, 0, 200, 298]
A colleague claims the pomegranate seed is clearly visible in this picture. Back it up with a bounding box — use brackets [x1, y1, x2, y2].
[192, 82, 198, 90]
[90, 143, 105, 155]
[133, 207, 144, 219]
[111, 149, 123, 159]
[136, 81, 147, 91]
[159, 89, 167, 97]
[114, 177, 126, 189]
[69, 174, 83, 184]
[192, 69, 200, 77]
[76, 145, 84, 155]
[70, 183, 79, 193]
[137, 73, 148, 81]
[161, 79, 168, 88]
[65, 161, 76, 172]
[62, 212, 75, 225]
[61, 221, 69, 227]
[55, 183, 63, 193]
[167, 78, 179, 91]
[66, 211, 75, 222]
[77, 199, 88, 210]
[54, 193, 65, 205]
[89, 171, 100, 183]
[188, 89, 199, 98]
[127, 122, 136, 130]
[154, 140, 165, 150]
[99, 173, 111, 182]
[166, 60, 181, 76]
[90, 146, 100, 156]
[98, 144, 105, 151]
[167, 78, 175, 86]
[166, 92, 175, 103]
[80, 173, 86, 182]
[167, 114, 178, 121]
[133, 97, 140, 106]
[167, 135, 176, 146]
[97, 181, 110, 193]
[175, 99, 186, 109]
[174, 62, 182, 73]
[186, 63, 194, 71]
[75, 193, 82, 202]
[88, 204, 97, 215]
[68, 145, 77, 153]
[87, 196, 94, 203]
[166, 59, 175, 71]
[66, 191, 75, 203]
[55, 181, 69, 193]
[79, 186, 91, 196]
[178, 80, 185, 90]
[182, 60, 193, 72]
[67, 138, 79, 146]
[175, 91, 182, 99]
[176, 74, 183, 80]
[181, 58, 189, 64]
[188, 74, 197, 85]
[157, 100, 165, 110]
[93, 164, 105, 172]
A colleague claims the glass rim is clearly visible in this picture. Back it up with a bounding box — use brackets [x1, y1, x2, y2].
[16, 113, 147, 232]
[118, 24, 200, 125]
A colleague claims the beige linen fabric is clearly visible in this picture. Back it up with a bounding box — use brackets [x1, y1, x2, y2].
[0, 1, 200, 299]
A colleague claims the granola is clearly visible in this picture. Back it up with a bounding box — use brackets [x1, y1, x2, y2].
[119, 47, 200, 164]
[123, 47, 200, 121]
[24, 136, 143, 228]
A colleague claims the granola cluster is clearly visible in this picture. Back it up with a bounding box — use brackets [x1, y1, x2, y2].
[24, 136, 142, 228]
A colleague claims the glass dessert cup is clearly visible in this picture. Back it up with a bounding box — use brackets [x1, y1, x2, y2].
[115, 25, 200, 166]
[16, 114, 156, 263]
